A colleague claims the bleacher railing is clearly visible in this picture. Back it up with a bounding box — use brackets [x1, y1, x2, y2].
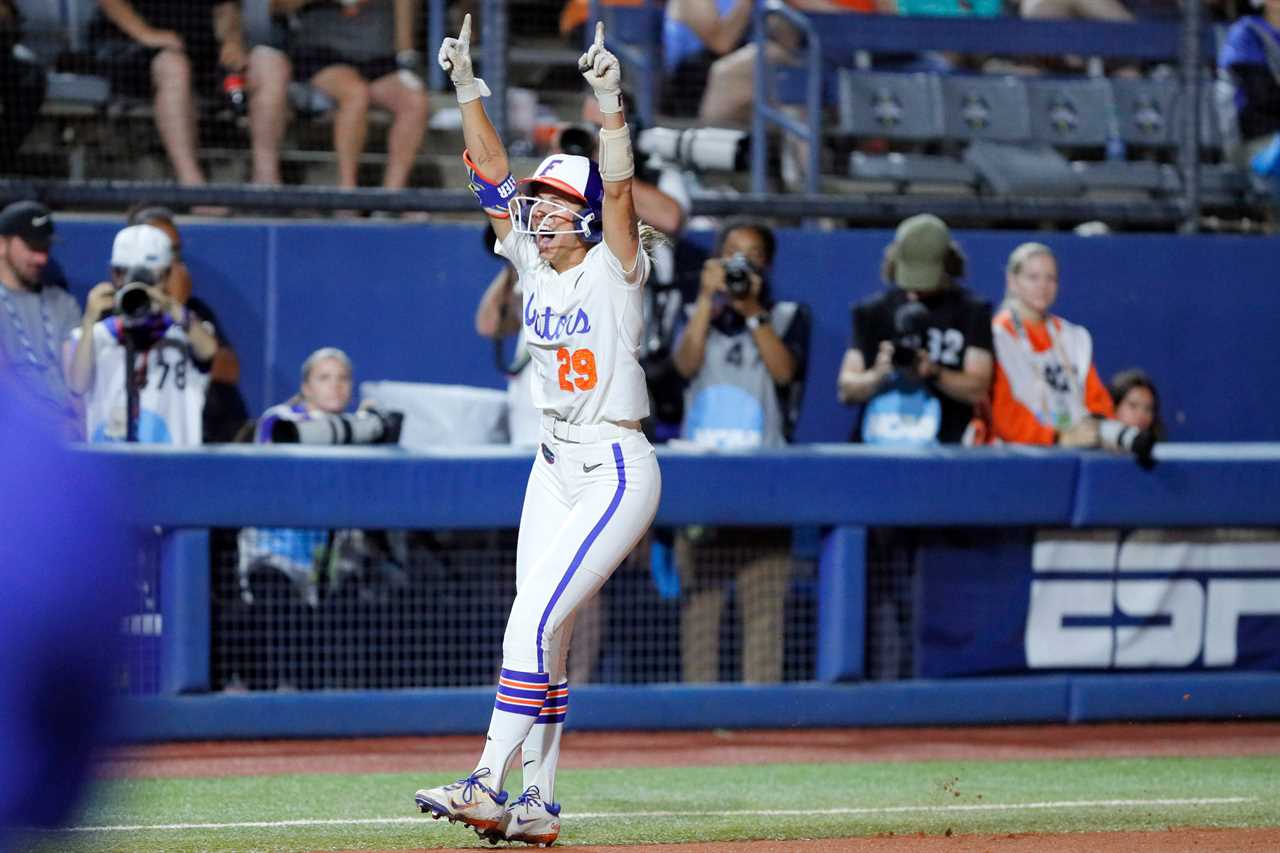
[750, 0, 1216, 229]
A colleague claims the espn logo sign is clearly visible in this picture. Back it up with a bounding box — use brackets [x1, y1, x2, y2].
[1025, 532, 1280, 669]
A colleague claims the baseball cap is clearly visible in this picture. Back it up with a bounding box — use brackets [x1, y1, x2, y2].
[0, 201, 56, 251]
[892, 213, 951, 292]
[110, 224, 173, 275]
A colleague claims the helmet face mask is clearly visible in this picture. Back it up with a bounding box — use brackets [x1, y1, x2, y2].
[508, 193, 596, 242]
[510, 154, 604, 243]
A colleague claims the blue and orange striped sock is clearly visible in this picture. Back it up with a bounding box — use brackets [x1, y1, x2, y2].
[476, 668, 548, 792]
[522, 679, 568, 801]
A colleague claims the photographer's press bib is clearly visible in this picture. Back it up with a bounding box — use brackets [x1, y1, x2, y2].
[74, 321, 209, 446]
[861, 378, 942, 446]
[680, 303, 800, 450]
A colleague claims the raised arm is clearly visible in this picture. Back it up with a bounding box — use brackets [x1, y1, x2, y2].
[439, 14, 514, 242]
[579, 23, 642, 282]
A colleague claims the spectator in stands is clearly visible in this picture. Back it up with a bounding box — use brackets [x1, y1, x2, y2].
[672, 218, 810, 683]
[66, 223, 216, 445]
[126, 204, 249, 441]
[664, 0, 887, 125]
[272, 0, 429, 192]
[837, 214, 993, 447]
[89, 0, 290, 187]
[0, 1, 47, 172]
[0, 201, 83, 439]
[1218, 0, 1280, 186]
[1109, 367, 1164, 438]
[988, 241, 1114, 447]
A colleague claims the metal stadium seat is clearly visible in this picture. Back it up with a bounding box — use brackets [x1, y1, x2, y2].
[1025, 77, 1174, 197]
[964, 139, 1084, 197]
[838, 70, 977, 191]
[939, 76, 1087, 196]
[1073, 160, 1181, 197]
[13, 0, 110, 108]
[1111, 76, 1180, 148]
[939, 74, 1032, 144]
[1026, 77, 1113, 148]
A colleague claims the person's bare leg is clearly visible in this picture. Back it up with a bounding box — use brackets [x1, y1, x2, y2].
[368, 72, 429, 190]
[698, 43, 757, 127]
[1020, 0, 1132, 20]
[311, 64, 369, 188]
[246, 46, 290, 185]
[151, 49, 204, 185]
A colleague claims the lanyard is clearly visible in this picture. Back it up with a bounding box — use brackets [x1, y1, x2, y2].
[0, 285, 60, 370]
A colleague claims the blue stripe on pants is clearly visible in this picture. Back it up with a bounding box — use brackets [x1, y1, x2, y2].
[535, 442, 626, 672]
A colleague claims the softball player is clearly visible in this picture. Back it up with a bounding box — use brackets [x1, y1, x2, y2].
[414, 17, 661, 847]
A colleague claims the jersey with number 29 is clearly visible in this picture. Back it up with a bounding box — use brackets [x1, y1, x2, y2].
[497, 230, 651, 426]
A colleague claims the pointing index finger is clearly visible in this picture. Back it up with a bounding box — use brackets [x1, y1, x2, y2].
[460, 13, 472, 47]
[594, 21, 605, 50]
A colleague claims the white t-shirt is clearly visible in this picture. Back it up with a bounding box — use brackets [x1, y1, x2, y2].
[497, 231, 650, 426]
[72, 320, 210, 446]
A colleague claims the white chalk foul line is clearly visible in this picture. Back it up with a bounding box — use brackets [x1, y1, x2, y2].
[63, 797, 1256, 833]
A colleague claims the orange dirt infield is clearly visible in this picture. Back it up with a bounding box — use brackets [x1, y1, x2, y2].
[99, 722, 1280, 852]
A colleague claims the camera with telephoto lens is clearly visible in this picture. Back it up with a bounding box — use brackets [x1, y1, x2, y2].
[271, 408, 404, 446]
[721, 253, 757, 299]
[636, 127, 749, 172]
[556, 123, 595, 159]
[891, 300, 931, 369]
[113, 267, 159, 328]
[1097, 418, 1158, 470]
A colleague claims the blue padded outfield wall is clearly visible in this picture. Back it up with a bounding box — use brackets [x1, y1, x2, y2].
[50, 219, 1280, 443]
[95, 443, 1280, 741]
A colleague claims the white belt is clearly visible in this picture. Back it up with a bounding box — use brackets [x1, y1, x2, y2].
[542, 415, 632, 443]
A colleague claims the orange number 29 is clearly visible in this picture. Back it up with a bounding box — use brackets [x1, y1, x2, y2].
[556, 347, 598, 392]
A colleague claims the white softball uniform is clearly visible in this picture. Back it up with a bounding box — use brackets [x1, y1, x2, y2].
[495, 229, 661, 679]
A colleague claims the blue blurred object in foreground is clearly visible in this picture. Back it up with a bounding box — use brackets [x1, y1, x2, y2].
[0, 374, 133, 844]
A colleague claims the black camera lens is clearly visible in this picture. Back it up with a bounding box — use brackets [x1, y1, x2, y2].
[114, 283, 153, 323]
[557, 125, 595, 158]
[722, 253, 756, 299]
[891, 301, 931, 369]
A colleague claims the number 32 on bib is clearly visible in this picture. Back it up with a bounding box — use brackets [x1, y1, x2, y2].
[556, 347, 597, 391]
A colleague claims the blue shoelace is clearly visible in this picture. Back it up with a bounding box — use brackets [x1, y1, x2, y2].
[450, 768, 496, 803]
[512, 786, 544, 809]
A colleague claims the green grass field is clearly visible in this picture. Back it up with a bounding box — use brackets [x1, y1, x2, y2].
[21, 755, 1280, 852]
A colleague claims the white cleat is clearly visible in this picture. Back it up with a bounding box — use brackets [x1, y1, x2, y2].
[413, 768, 508, 835]
[500, 785, 562, 847]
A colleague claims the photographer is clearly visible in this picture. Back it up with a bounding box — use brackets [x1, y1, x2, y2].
[66, 224, 217, 445]
[239, 346, 403, 612]
[673, 218, 808, 447]
[989, 242, 1155, 466]
[837, 214, 993, 446]
[671, 218, 809, 683]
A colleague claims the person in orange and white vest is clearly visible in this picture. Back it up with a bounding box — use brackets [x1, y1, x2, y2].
[986, 242, 1158, 467]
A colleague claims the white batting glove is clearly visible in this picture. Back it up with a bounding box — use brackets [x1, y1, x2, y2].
[578, 21, 622, 115]
[438, 13, 490, 103]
